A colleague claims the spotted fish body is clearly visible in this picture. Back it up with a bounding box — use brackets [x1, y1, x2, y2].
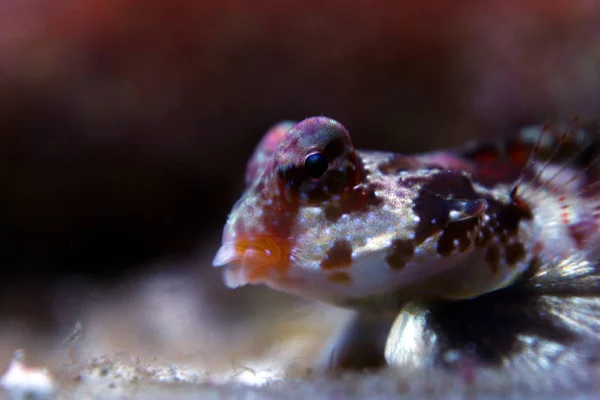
[213, 117, 600, 311]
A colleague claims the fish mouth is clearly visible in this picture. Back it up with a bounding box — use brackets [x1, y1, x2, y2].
[212, 237, 290, 288]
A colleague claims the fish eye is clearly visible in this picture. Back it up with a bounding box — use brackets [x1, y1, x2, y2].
[304, 152, 329, 178]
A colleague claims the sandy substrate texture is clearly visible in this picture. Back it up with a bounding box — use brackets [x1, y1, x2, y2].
[1, 249, 599, 399]
[3, 351, 600, 399]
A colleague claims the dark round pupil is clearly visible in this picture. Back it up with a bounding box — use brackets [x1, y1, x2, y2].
[304, 153, 328, 178]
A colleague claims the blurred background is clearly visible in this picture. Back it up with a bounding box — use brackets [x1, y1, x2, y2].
[0, 0, 599, 384]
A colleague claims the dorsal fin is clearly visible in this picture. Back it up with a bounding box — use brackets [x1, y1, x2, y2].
[511, 117, 600, 198]
[456, 117, 600, 191]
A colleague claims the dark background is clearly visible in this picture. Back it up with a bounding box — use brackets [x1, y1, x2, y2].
[0, 0, 598, 285]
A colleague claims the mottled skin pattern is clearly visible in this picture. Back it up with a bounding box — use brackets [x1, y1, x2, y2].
[214, 117, 600, 369]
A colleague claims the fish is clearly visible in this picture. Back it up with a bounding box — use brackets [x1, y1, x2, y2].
[213, 116, 600, 373]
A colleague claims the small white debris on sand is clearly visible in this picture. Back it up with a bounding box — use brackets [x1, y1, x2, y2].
[0, 350, 57, 400]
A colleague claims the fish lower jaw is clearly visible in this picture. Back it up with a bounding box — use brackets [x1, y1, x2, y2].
[222, 264, 248, 288]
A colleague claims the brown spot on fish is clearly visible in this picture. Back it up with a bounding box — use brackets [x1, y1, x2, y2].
[437, 217, 479, 256]
[411, 171, 480, 244]
[409, 171, 533, 258]
[327, 271, 352, 285]
[498, 232, 509, 244]
[321, 240, 353, 270]
[324, 204, 345, 222]
[505, 242, 526, 265]
[477, 225, 494, 246]
[323, 184, 382, 223]
[385, 239, 415, 270]
[487, 195, 533, 238]
[485, 245, 501, 274]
